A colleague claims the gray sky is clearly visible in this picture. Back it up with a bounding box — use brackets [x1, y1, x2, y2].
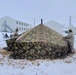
[0, 0, 76, 26]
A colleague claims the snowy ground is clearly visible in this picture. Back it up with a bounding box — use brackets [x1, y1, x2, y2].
[0, 32, 76, 75]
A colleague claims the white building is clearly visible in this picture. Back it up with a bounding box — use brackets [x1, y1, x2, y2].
[64, 16, 76, 35]
[44, 20, 64, 35]
[0, 16, 32, 33]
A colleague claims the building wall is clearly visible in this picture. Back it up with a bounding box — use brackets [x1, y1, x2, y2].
[44, 20, 64, 35]
[0, 16, 32, 33]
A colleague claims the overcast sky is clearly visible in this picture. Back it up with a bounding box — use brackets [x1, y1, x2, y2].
[0, 0, 76, 26]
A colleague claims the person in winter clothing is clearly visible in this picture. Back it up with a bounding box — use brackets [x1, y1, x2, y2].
[13, 27, 19, 37]
[63, 29, 75, 53]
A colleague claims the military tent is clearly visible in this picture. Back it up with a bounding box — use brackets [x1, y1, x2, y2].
[6, 21, 71, 60]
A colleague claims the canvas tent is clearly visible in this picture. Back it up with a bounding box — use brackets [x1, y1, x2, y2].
[6, 22, 71, 60]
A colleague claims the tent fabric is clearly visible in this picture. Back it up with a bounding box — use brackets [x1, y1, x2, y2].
[16, 24, 67, 46]
[6, 23, 72, 60]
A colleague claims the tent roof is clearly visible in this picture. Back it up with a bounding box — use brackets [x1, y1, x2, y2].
[16, 24, 67, 46]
